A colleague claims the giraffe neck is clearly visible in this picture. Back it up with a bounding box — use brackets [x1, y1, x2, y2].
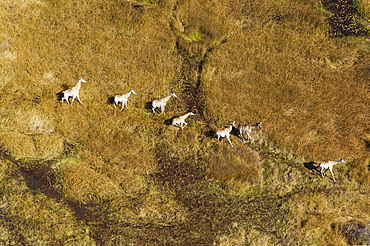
[164, 95, 173, 102]
[229, 124, 233, 132]
[75, 81, 82, 91]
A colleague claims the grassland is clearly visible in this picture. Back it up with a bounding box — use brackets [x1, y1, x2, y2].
[0, 0, 369, 245]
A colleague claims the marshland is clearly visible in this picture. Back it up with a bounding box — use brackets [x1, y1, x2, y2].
[0, 0, 369, 245]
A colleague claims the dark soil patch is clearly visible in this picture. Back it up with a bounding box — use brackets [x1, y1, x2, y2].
[322, 0, 370, 37]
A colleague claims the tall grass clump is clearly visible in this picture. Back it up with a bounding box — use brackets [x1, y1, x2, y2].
[56, 158, 122, 205]
[0, 106, 64, 161]
[358, 0, 370, 17]
[349, 153, 370, 183]
[204, 145, 262, 194]
[0, 132, 64, 161]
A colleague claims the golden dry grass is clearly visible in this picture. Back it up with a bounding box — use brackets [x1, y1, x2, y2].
[203, 3, 369, 160]
[0, 0, 369, 244]
[204, 145, 262, 194]
[0, 159, 94, 245]
[288, 185, 370, 245]
[358, 0, 370, 17]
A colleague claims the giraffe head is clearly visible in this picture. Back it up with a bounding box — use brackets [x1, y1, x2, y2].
[254, 122, 263, 129]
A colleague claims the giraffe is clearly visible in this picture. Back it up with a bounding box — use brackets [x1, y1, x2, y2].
[215, 121, 236, 147]
[237, 122, 262, 142]
[316, 159, 345, 182]
[113, 90, 136, 111]
[151, 93, 177, 114]
[61, 78, 86, 105]
[172, 112, 195, 129]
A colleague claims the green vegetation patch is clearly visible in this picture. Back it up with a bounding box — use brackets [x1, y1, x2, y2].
[185, 31, 203, 43]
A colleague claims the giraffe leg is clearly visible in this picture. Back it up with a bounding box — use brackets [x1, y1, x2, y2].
[227, 136, 233, 147]
[320, 168, 326, 177]
[76, 95, 82, 104]
[62, 97, 69, 104]
[240, 131, 246, 142]
[70, 96, 76, 105]
[246, 132, 252, 140]
[329, 168, 336, 182]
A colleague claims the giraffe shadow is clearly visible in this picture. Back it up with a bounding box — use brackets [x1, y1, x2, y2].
[144, 101, 152, 111]
[55, 91, 64, 102]
[230, 127, 245, 141]
[55, 84, 69, 102]
[107, 96, 115, 105]
[230, 127, 239, 136]
[205, 130, 216, 139]
[164, 117, 175, 126]
[303, 162, 320, 174]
